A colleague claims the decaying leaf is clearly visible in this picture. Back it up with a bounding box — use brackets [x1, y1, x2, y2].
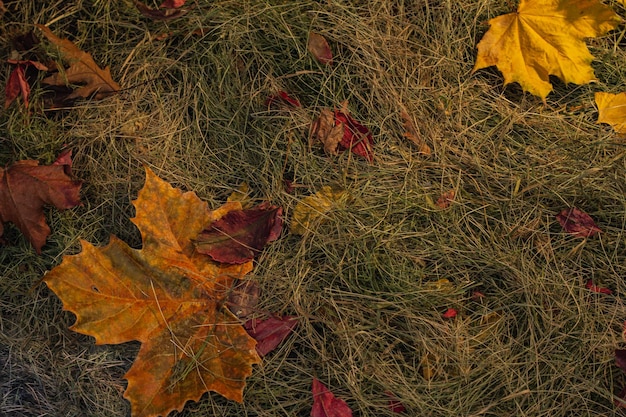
[556, 207, 601, 238]
[617, 350, 626, 374]
[595, 92, 626, 134]
[0, 151, 81, 253]
[435, 189, 455, 209]
[585, 280, 612, 295]
[308, 33, 333, 65]
[473, 0, 621, 99]
[195, 202, 283, 264]
[5, 59, 48, 108]
[134, 0, 188, 20]
[385, 391, 406, 413]
[311, 378, 353, 417]
[44, 168, 261, 417]
[244, 315, 298, 357]
[266, 91, 301, 108]
[311, 105, 374, 161]
[227, 279, 259, 320]
[290, 186, 348, 235]
[401, 110, 431, 154]
[226, 182, 252, 208]
[160, 0, 185, 7]
[36, 25, 120, 100]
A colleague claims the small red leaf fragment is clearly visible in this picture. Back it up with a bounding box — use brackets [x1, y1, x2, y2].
[134, 0, 187, 20]
[556, 207, 601, 238]
[160, 0, 185, 7]
[585, 279, 612, 295]
[442, 308, 458, 318]
[5, 65, 27, 108]
[195, 202, 283, 264]
[308, 33, 333, 65]
[471, 290, 485, 300]
[385, 391, 406, 413]
[244, 315, 298, 357]
[435, 189, 455, 209]
[266, 90, 301, 108]
[311, 378, 353, 417]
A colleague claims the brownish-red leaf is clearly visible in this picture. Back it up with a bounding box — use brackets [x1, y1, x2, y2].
[0, 152, 81, 253]
[244, 315, 297, 357]
[160, 0, 185, 7]
[5, 60, 48, 109]
[385, 391, 406, 413]
[556, 207, 601, 238]
[334, 110, 374, 162]
[435, 189, 455, 209]
[311, 378, 353, 417]
[585, 279, 612, 295]
[195, 202, 283, 264]
[266, 91, 301, 108]
[308, 33, 333, 65]
[134, 0, 187, 20]
[227, 280, 260, 320]
[616, 350, 626, 373]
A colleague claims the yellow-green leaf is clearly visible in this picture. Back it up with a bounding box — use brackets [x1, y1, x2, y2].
[473, 0, 620, 99]
[290, 186, 348, 235]
[595, 92, 626, 134]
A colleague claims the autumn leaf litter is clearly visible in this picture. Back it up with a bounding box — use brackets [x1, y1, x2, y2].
[1, 1, 626, 417]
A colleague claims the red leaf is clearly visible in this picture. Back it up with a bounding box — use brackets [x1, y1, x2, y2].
[244, 315, 298, 356]
[0, 152, 82, 253]
[385, 391, 406, 413]
[160, 0, 185, 7]
[311, 378, 353, 417]
[556, 207, 601, 238]
[442, 308, 458, 318]
[471, 290, 485, 300]
[5, 65, 28, 109]
[266, 90, 301, 108]
[195, 202, 283, 264]
[615, 386, 626, 408]
[134, 0, 187, 20]
[585, 279, 612, 295]
[308, 33, 333, 65]
[333, 110, 374, 162]
[616, 349, 626, 374]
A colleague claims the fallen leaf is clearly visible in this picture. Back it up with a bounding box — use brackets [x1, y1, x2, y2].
[226, 182, 252, 208]
[312, 106, 374, 161]
[435, 189, 455, 209]
[195, 202, 283, 264]
[595, 92, 626, 134]
[227, 279, 259, 320]
[424, 278, 454, 293]
[308, 33, 333, 65]
[5, 60, 48, 109]
[134, 0, 188, 20]
[160, 0, 185, 7]
[585, 279, 612, 295]
[244, 315, 298, 357]
[266, 91, 301, 108]
[442, 308, 458, 319]
[616, 350, 626, 373]
[0, 152, 81, 253]
[473, 0, 621, 99]
[36, 25, 120, 101]
[401, 110, 431, 154]
[290, 186, 348, 235]
[44, 168, 261, 417]
[385, 391, 406, 413]
[420, 353, 436, 380]
[556, 207, 601, 238]
[311, 378, 353, 417]
[312, 108, 345, 156]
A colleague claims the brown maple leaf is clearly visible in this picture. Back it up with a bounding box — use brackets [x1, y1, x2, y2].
[0, 151, 81, 253]
[44, 168, 261, 417]
[36, 25, 120, 101]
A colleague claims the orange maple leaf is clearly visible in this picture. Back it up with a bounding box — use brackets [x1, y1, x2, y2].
[44, 168, 261, 417]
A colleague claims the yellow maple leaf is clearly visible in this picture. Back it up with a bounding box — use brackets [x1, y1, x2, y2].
[473, 0, 620, 99]
[290, 186, 348, 235]
[44, 168, 260, 417]
[595, 92, 626, 134]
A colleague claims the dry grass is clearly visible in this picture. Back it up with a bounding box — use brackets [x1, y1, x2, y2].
[1, 0, 626, 416]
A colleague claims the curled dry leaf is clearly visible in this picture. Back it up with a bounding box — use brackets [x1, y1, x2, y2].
[473, 0, 620, 99]
[312, 108, 344, 156]
[556, 207, 601, 238]
[244, 315, 298, 357]
[311, 378, 353, 417]
[44, 168, 261, 417]
[312, 106, 374, 161]
[290, 186, 348, 235]
[195, 202, 283, 264]
[308, 32, 333, 65]
[595, 92, 626, 134]
[0, 151, 81, 253]
[36, 25, 120, 101]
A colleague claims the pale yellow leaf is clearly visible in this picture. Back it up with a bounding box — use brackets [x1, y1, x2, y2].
[290, 186, 347, 235]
